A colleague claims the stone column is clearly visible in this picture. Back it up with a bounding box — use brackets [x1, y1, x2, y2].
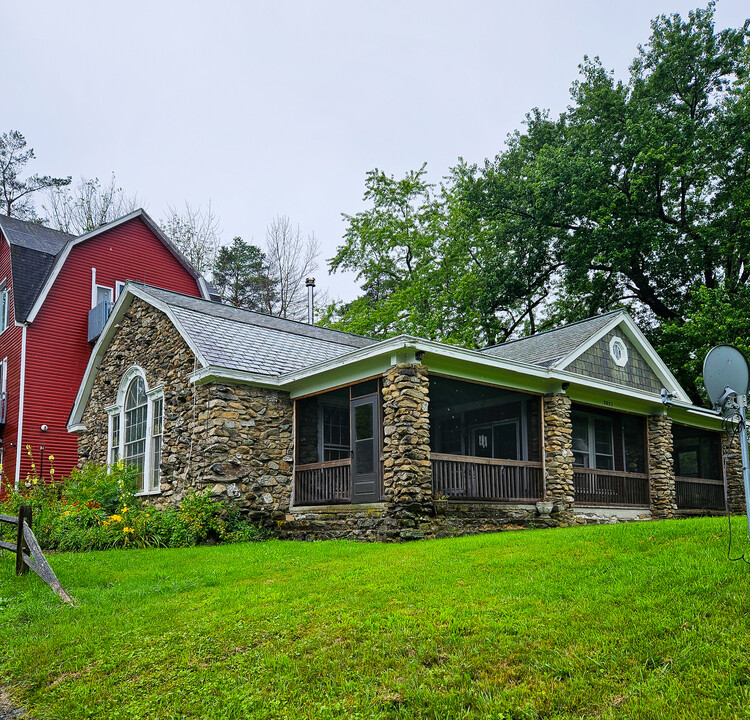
[543, 393, 575, 524]
[648, 413, 676, 519]
[381, 363, 432, 538]
[722, 431, 746, 514]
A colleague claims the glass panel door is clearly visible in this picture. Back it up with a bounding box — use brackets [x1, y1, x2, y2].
[350, 395, 379, 503]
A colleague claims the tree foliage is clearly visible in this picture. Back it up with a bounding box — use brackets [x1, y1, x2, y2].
[43, 174, 140, 235]
[161, 202, 221, 275]
[212, 236, 274, 311]
[325, 4, 750, 400]
[264, 215, 320, 320]
[0, 130, 70, 221]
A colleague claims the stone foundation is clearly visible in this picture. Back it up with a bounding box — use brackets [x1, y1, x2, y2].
[722, 431, 747, 514]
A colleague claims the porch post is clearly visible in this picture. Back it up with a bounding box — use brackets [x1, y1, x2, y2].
[542, 393, 575, 524]
[722, 431, 747, 514]
[381, 363, 432, 539]
[647, 413, 676, 519]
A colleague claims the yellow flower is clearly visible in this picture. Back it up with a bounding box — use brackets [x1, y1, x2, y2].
[121, 507, 129, 514]
[63, 510, 70, 516]
[109, 514, 123, 523]
[50, 469, 55, 475]
[48, 455, 54, 461]
[25, 445, 31, 451]
[123, 527, 135, 534]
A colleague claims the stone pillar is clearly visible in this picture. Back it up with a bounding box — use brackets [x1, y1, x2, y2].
[543, 393, 575, 524]
[648, 413, 676, 519]
[722, 431, 746, 514]
[381, 363, 432, 539]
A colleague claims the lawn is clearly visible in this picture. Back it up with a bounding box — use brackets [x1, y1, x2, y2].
[1, 517, 750, 720]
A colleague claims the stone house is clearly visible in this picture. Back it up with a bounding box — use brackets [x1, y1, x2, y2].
[67, 283, 745, 541]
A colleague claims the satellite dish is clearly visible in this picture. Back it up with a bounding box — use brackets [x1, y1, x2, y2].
[703, 345, 750, 413]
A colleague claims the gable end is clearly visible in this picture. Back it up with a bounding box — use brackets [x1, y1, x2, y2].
[566, 328, 662, 394]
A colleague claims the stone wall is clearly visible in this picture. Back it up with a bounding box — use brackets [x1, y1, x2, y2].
[722, 431, 747, 514]
[77, 298, 293, 526]
[543, 393, 575, 524]
[381, 363, 433, 539]
[648, 414, 676, 519]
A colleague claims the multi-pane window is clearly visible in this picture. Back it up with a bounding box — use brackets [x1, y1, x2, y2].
[108, 369, 164, 493]
[0, 284, 9, 333]
[322, 405, 349, 460]
[572, 412, 614, 470]
[150, 397, 163, 492]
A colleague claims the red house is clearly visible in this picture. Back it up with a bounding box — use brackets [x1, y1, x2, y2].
[0, 209, 215, 489]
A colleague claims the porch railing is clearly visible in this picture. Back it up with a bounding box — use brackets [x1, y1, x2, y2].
[573, 467, 649, 507]
[294, 459, 351, 505]
[431, 453, 544, 502]
[676, 476, 725, 511]
[88, 300, 114, 343]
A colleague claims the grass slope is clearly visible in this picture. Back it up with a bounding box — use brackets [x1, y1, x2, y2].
[1, 518, 750, 720]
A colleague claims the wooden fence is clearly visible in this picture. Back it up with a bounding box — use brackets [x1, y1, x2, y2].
[431, 453, 544, 502]
[0, 505, 73, 604]
[573, 468, 650, 507]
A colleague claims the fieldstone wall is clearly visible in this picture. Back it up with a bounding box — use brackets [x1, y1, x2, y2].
[77, 298, 293, 526]
[648, 414, 676, 519]
[722, 432, 747, 514]
[543, 393, 575, 525]
[381, 363, 433, 539]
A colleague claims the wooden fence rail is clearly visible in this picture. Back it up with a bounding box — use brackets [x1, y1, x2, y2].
[0, 505, 73, 604]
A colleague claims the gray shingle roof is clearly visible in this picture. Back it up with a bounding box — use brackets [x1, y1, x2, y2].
[481, 312, 622, 367]
[0, 215, 74, 322]
[134, 284, 376, 376]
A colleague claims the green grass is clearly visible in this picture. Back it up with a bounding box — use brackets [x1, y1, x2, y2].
[2, 518, 750, 720]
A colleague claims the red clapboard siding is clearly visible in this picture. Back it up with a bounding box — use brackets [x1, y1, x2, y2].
[0, 233, 26, 492]
[18, 217, 203, 483]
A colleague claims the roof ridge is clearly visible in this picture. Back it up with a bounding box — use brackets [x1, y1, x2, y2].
[482, 310, 624, 352]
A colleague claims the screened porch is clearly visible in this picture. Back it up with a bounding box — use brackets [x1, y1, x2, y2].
[429, 376, 543, 502]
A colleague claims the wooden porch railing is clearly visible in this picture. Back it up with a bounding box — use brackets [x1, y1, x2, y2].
[294, 458, 351, 505]
[431, 453, 544, 502]
[573, 467, 650, 507]
[676, 476, 725, 511]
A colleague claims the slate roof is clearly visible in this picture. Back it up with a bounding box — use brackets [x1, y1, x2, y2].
[481, 311, 623, 367]
[0, 215, 74, 322]
[134, 284, 376, 376]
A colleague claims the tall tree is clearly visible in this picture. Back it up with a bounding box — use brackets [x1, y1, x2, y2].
[264, 215, 319, 320]
[0, 130, 70, 220]
[43, 174, 140, 235]
[161, 202, 220, 275]
[325, 4, 750, 399]
[213, 236, 273, 310]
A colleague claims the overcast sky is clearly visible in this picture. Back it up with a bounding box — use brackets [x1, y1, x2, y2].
[4, 1, 748, 303]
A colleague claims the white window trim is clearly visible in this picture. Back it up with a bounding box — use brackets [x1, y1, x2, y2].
[0, 281, 9, 334]
[94, 284, 113, 309]
[114, 281, 126, 299]
[107, 367, 164, 495]
[609, 336, 629, 367]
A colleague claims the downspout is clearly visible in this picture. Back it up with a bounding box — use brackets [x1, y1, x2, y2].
[15, 323, 27, 488]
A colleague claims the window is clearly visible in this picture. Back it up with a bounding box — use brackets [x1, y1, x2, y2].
[107, 367, 164, 493]
[609, 336, 629, 367]
[114, 281, 126, 299]
[95, 285, 113, 308]
[0, 282, 9, 333]
[572, 411, 614, 469]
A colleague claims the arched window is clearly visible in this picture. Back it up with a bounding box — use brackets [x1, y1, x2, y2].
[107, 368, 164, 494]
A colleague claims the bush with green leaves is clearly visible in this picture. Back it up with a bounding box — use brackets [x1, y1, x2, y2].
[0, 462, 265, 551]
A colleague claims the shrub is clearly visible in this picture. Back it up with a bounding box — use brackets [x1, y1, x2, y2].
[0, 462, 266, 552]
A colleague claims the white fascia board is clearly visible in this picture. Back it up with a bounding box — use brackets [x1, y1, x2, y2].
[190, 366, 282, 388]
[554, 312, 691, 403]
[67, 284, 210, 430]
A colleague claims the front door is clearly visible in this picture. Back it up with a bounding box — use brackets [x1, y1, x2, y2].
[350, 394, 379, 503]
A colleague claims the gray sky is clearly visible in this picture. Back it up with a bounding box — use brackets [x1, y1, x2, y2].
[4, 1, 748, 302]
